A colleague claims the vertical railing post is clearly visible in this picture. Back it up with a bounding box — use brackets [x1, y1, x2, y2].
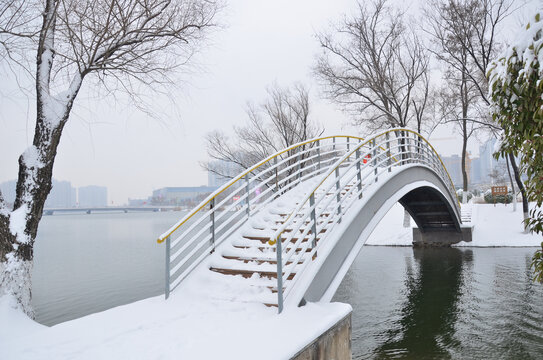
[297, 153, 302, 181]
[165, 236, 171, 299]
[310, 193, 317, 248]
[274, 157, 279, 196]
[406, 133, 411, 163]
[333, 136, 336, 151]
[210, 198, 215, 253]
[347, 136, 350, 152]
[424, 138, 429, 166]
[276, 234, 284, 313]
[245, 174, 250, 217]
[335, 167, 342, 222]
[386, 132, 391, 172]
[400, 131, 405, 166]
[317, 140, 321, 171]
[356, 147, 362, 199]
[372, 139, 378, 182]
[420, 139, 425, 165]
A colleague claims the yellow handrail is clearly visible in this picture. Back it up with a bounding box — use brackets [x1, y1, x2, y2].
[157, 135, 365, 243]
[268, 128, 460, 245]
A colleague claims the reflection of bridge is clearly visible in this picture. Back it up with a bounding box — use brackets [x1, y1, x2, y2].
[157, 129, 471, 313]
[44, 206, 178, 215]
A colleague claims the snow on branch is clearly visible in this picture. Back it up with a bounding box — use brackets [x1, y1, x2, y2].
[488, 13, 543, 93]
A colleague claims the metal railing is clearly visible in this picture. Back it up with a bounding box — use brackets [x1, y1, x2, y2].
[156, 129, 458, 305]
[157, 135, 372, 298]
[270, 129, 459, 312]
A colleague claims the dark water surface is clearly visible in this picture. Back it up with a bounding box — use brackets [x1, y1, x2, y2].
[333, 246, 543, 359]
[33, 213, 543, 359]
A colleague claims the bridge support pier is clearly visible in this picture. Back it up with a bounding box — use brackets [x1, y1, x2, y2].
[412, 226, 472, 247]
[291, 312, 352, 360]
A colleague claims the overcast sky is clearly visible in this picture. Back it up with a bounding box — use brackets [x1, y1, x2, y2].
[0, 0, 539, 205]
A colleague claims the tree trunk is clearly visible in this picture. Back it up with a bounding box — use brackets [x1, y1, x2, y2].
[508, 153, 529, 232]
[0, 0, 81, 315]
[505, 155, 517, 212]
[460, 63, 469, 204]
[0, 105, 71, 316]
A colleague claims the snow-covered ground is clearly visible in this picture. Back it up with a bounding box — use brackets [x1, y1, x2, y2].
[2, 201, 541, 359]
[366, 202, 543, 247]
[0, 282, 351, 360]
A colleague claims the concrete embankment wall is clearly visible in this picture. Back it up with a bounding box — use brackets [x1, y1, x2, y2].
[290, 312, 352, 360]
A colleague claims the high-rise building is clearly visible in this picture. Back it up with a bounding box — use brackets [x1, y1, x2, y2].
[2, 178, 76, 208]
[440, 154, 467, 188]
[45, 179, 76, 208]
[477, 137, 508, 184]
[3, 179, 116, 208]
[470, 157, 482, 184]
[78, 185, 108, 207]
[479, 138, 496, 183]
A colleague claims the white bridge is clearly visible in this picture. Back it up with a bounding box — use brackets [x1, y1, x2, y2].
[157, 129, 466, 312]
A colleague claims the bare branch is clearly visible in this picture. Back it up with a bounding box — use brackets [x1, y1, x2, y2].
[204, 83, 323, 178]
[314, 0, 433, 135]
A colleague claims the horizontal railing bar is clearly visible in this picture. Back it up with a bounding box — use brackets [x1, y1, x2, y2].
[275, 130, 459, 309]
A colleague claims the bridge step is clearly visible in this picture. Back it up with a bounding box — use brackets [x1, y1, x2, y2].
[241, 234, 324, 245]
[201, 174, 356, 308]
[232, 245, 313, 253]
[222, 255, 305, 265]
[209, 267, 296, 280]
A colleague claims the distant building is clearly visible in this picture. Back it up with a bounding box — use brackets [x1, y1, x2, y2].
[3, 178, 76, 208]
[440, 154, 469, 188]
[470, 157, 482, 184]
[208, 160, 244, 187]
[152, 186, 218, 206]
[45, 179, 76, 208]
[479, 138, 497, 184]
[78, 185, 108, 207]
[470, 137, 508, 185]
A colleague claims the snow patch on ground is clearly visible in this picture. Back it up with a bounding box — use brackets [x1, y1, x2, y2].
[365, 202, 412, 246]
[454, 203, 542, 247]
[0, 291, 350, 360]
[2, 183, 542, 359]
[365, 202, 542, 247]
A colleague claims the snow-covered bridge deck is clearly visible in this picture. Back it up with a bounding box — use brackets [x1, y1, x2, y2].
[157, 129, 464, 312]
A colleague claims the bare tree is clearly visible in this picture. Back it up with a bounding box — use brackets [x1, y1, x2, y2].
[314, 0, 435, 228]
[434, 46, 482, 200]
[426, 0, 514, 104]
[0, 0, 221, 315]
[204, 83, 323, 181]
[424, 0, 523, 207]
[314, 0, 433, 135]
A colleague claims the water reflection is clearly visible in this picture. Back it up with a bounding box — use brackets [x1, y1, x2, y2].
[375, 248, 472, 359]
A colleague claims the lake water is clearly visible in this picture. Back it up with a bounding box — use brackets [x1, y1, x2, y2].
[32, 212, 543, 358]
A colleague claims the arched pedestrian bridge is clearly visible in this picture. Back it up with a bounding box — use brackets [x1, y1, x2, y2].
[157, 129, 469, 312]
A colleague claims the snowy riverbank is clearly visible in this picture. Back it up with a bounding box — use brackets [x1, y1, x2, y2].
[0, 284, 351, 360]
[2, 202, 541, 359]
[366, 202, 543, 247]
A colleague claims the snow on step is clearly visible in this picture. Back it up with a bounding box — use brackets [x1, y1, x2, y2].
[199, 181, 341, 306]
[461, 204, 473, 224]
[192, 167, 362, 307]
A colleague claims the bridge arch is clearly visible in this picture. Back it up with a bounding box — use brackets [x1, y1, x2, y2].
[157, 129, 466, 313]
[294, 165, 463, 309]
